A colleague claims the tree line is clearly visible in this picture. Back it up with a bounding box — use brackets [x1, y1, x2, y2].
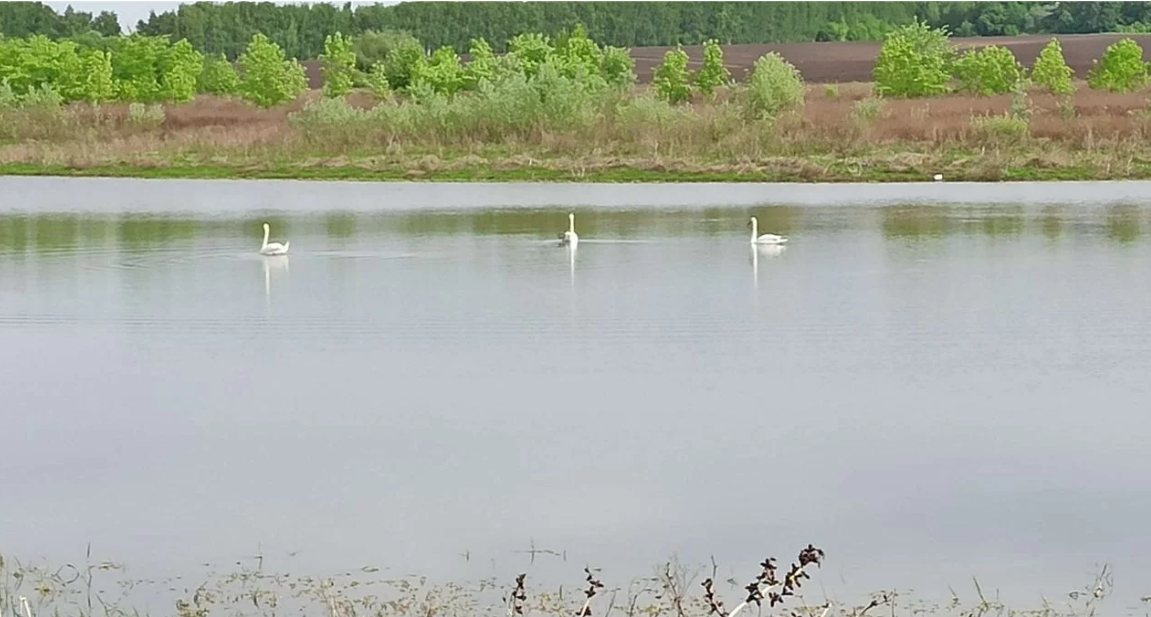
[6, 1, 1151, 61]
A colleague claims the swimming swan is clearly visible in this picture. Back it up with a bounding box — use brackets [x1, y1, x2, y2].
[749, 216, 787, 245]
[558, 213, 579, 246]
[260, 222, 290, 256]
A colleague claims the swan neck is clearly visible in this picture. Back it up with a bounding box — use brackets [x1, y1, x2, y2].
[569, 214, 575, 234]
[262, 224, 269, 249]
[751, 217, 757, 242]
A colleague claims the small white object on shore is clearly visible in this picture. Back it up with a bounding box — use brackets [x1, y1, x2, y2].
[933, 173, 944, 182]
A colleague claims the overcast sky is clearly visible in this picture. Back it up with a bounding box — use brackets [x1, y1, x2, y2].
[44, 1, 397, 32]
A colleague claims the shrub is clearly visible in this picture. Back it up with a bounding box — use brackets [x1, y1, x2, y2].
[746, 52, 805, 118]
[320, 32, 356, 98]
[127, 102, 165, 130]
[824, 84, 840, 99]
[198, 53, 240, 95]
[410, 46, 465, 96]
[353, 30, 424, 89]
[695, 39, 730, 97]
[653, 45, 691, 104]
[600, 45, 636, 88]
[509, 33, 554, 79]
[953, 45, 1023, 96]
[553, 23, 603, 80]
[464, 38, 498, 89]
[1031, 38, 1075, 95]
[1088, 38, 1149, 93]
[366, 62, 392, 100]
[237, 33, 307, 108]
[971, 113, 1028, 145]
[851, 96, 885, 123]
[70, 48, 115, 103]
[874, 20, 954, 98]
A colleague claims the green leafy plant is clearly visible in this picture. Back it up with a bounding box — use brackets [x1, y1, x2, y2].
[874, 20, 955, 98]
[463, 38, 498, 89]
[953, 45, 1023, 96]
[237, 33, 307, 108]
[410, 46, 465, 96]
[320, 32, 356, 98]
[746, 51, 805, 118]
[366, 62, 392, 100]
[198, 53, 240, 95]
[600, 45, 636, 88]
[353, 30, 423, 90]
[127, 101, 165, 129]
[695, 39, 731, 98]
[1031, 38, 1075, 95]
[653, 45, 691, 104]
[553, 24, 603, 80]
[1088, 37, 1149, 93]
[851, 96, 885, 123]
[509, 33, 554, 79]
[824, 84, 840, 99]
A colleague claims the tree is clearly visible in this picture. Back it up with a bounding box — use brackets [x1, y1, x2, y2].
[953, 45, 1023, 96]
[1088, 37, 1148, 92]
[353, 30, 423, 89]
[410, 46, 465, 95]
[694, 38, 730, 97]
[320, 32, 355, 97]
[365, 61, 391, 100]
[509, 32, 554, 79]
[873, 20, 954, 97]
[653, 45, 690, 103]
[159, 39, 203, 103]
[198, 53, 240, 95]
[600, 45, 636, 87]
[1031, 38, 1075, 95]
[463, 37, 498, 89]
[237, 33, 307, 108]
[746, 52, 805, 118]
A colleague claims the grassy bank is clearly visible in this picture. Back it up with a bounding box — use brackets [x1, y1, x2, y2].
[3, 83, 1151, 183]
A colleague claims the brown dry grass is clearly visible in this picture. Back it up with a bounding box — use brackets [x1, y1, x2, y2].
[4, 81, 1151, 182]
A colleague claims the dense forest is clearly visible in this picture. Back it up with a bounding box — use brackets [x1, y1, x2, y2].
[5, 1, 1151, 60]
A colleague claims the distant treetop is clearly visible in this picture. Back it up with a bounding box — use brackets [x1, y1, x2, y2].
[4, 1, 1151, 61]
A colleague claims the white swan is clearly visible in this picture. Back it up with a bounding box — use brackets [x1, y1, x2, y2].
[558, 212, 579, 246]
[749, 216, 787, 245]
[259, 222, 290, 256]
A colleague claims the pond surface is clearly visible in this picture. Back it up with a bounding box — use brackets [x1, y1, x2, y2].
[3, 178, 1151, 612]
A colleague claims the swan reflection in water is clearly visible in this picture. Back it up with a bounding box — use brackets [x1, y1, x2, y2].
[751, 243, 785, 293]
[263, 254, 289, 300]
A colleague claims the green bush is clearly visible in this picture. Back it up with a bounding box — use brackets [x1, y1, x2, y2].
[237, 33, 307, 108]
[874, 20, 954, 98]
[410, 46, 465, 96]
[320, 32, 356, 98]
[198, 53, 240, 95]
[1031, 38, 1075, 95]
[600, 45, 636, 88]
[695, 39, 730, 98]
[0, 35, 113, 103]
[823, 84, 840, 99]
[851, 96, 885, 123]
[653, 45, 691, 104]
[971, 113, 1028, 144]
[1088, 38, 1149, 93]
[745, 52, 805, 118]
[464, 38, 498, 89]
[953, 45, 1023, 96]
[509, 33, 554, 79]
[353, 30, 423, 90]
[366, 62, 392, 100]
[110, 35, 202, 103]
[127, 102, 165, 130]
[553, 24, 603, 80]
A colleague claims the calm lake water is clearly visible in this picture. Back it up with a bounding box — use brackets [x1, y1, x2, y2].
[3, 178, 1151, 612]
